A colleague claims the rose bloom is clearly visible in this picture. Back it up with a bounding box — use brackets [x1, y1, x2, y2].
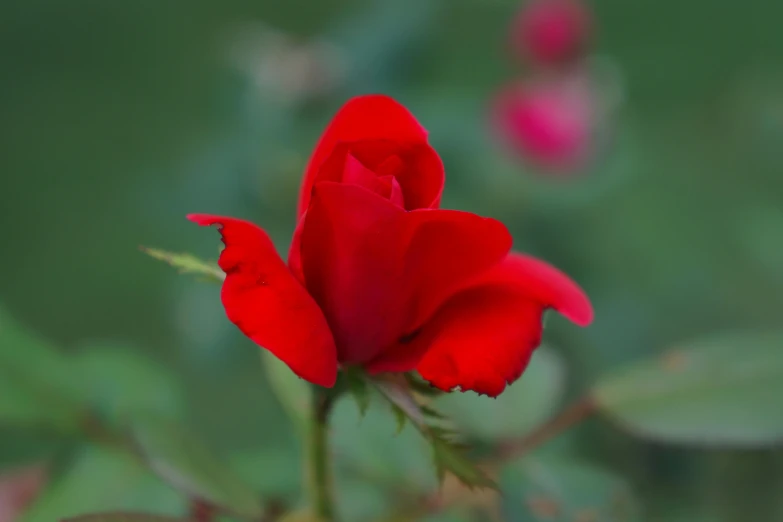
[510, 0, 592, 66]
[491, 75, 596, 174]
[190, 95, 592, 396]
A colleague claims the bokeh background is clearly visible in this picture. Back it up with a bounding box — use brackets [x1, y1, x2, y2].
[2, 1, 783, 521]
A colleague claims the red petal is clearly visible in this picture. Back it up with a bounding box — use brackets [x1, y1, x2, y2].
[297, 95, 429, 216]
[287, 213, 306, 285]
[299, 183, 511, 365]
[342, 155, 403, 205]
[397, 208, 513, 329]
[187, 214, 337, 387]
[315, 140, 443, 210]
[388, 176, 405, 208]
[367, 253, 592, 396]
[486, 253, 593, 326]
[299, 183, 402, 364]
[388, 144, 444, 210]
[414, 288, 542, 397]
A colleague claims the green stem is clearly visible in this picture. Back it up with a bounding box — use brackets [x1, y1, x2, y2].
[309, 386, 337, 521]
[493, 395, 597, 462]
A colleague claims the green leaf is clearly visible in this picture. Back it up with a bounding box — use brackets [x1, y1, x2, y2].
[405, 373, 444, 398]
[140, 247, 224, 283]
[501, 457, 639, 522]
[592, 331, 783, 446]
[74, 343, 185, 428]
[261, 350, 311, 433]
[229, 445, 302, 502]
[430, 437, 496, 490]
[130, 415, 264, 519]
[0, 307, 84, 430]
[343, 368, 371, 417]
[369, 375, 496, 490]
[390, 404, 407, 434]
[334, 477, 399, 522]
[20, 446, 185, 522]
[63, 514, 190, 522]
[420, 405, 445, 420]
[0, 310, 186, 435]
[435, 347, 566, 440]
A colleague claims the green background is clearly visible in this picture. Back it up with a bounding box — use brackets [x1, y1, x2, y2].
[1, 0, 783, 520]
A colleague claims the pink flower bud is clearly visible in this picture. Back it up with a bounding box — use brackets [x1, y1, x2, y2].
[510, 0, 592, 66]
[491, 75, 596, 174]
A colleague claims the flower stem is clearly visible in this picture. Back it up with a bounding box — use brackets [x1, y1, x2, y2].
[493, 395, 597, 462]
[309, 386, 337, 521]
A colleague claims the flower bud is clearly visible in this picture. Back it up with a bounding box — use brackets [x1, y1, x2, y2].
[491, 74, 596, 174]
[510, 0, 592, 66]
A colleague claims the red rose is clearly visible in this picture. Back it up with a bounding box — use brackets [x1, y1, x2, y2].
[510, 0, 592, 66]
[189, 95, 592, 396]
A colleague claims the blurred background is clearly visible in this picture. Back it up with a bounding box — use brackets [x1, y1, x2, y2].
[1, 0, 783, 521]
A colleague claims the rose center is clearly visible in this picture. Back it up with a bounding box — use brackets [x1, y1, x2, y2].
[343, 153, 406, 208]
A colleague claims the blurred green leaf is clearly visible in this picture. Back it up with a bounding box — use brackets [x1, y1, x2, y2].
[0, 309, 186, 436]
[334, 477, 394, 522]
[130, 415, 264, 519]
[0, 375, 58, 429]
[332, 397, 453, 521]
[370, 375, 496, 490]
[592, 332, 783, 446]
[229, 445, 302, 502]
[0, 308, 84, 430]
[390, 404, 408, 434]
[74, 343, 185, 428]
[261, 350, 311, 433]
[140, 248, 224, 284]
[736, 206, 783, 285]
[501, 457, 639, 522]
[331, 395, 436, 493]
[20, 446, 185, 522]
[0, 430, 66, 470]
[63, 514, 190, 522]
[276, 509, 323, 522]
[435, 347, 566, 440]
